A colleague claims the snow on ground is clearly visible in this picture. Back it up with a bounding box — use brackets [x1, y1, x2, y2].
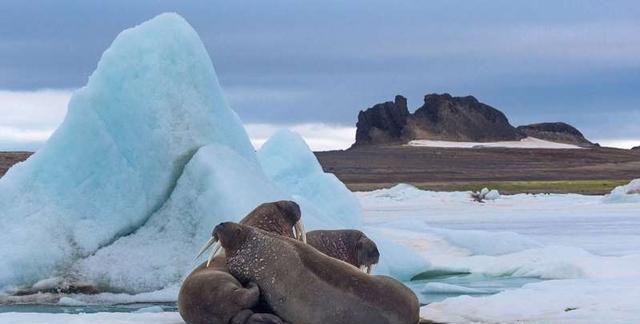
[359, 184, 640, 324]
[407, 137, 582, 149]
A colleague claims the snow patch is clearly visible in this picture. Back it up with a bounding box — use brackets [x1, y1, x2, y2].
[408, 137, 582, 149]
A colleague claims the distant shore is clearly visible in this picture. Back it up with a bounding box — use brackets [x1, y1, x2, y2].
[316, 145, 640, 195]
[3, 146, 639, 195]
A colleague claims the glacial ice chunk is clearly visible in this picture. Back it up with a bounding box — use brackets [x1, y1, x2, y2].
[0, 13, 254, 288]
[257, 130, 362, 229]
[75, 144, 287, 292]
[603, 179, 640, 203]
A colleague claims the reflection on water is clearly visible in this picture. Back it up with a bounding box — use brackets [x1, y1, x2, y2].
[408, 272, 542, 305]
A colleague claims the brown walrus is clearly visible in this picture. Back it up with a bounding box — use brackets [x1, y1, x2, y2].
[179, 201, 304, 324]
[178, 254, 260, 324]
[213, 222, 420, 324]
[306, 229, 380, 273]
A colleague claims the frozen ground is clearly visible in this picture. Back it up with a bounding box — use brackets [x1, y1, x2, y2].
[361, 184, 640, 323]
[407, 137, 582, 149]
[3, 183, 639, 323]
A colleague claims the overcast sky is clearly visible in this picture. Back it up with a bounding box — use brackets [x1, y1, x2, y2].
[1, 0, 639, 150]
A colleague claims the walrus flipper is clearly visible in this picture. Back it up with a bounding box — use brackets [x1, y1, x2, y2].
[233, 281, 260, 308]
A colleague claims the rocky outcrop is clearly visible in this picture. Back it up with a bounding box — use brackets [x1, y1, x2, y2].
[516, 122, 596, 147]
[355, 95, 410, 145]
[408, 94, 522, 142]
[632, 146, 640, 151]
[352, 93, 522, 146]
[0, 152, 32, 177]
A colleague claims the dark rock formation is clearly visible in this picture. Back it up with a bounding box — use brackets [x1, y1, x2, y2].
[408, 94, 522, 142]
[352, 93, 522, 146]
[516, 122, 595, 147]
[632, 146, 640, 151]
[354, 95, 410, 145]
[0, 152, 32, 177]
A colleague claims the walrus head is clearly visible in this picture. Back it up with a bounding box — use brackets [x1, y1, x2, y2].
[272, 200, 306, 243]
[356, 236, 380, 274]
[195, 222, 251, 267]
[195, 201, 306, 267]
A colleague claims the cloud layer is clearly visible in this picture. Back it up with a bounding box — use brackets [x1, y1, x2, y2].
[0, 1, 638, 149]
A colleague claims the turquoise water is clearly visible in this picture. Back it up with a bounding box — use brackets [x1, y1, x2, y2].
[407, 272, 542, 305]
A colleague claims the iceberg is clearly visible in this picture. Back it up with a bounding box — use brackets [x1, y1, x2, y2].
[0, 13, 255, 289]
[76, 132, 367, 293]
[603, 179, 640, 203]
[0, 13, 426, 295]
[257, 130, 362, 229]
[74, 144, 287, 292]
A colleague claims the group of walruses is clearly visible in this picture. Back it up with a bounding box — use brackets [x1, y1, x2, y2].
[178, 200, 420, 324]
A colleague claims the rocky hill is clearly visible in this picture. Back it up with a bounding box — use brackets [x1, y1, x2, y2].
[355, 95, 410, 145]
[409, 94, 522, 142]
[517, 122, 596, 147]
[353, 93, 594, 148]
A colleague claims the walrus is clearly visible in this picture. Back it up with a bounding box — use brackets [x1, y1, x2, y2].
[306, 229, 380, 273]
[212, 222, 420, 324]
[178, 254, 261, 324]
[179, 201, 304, 324]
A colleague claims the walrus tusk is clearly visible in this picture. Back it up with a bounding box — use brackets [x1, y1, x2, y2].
[195, 237, 216, 260]
[366, 265, 373, 274]
[206, 242, 222, 267]
[294, 220, 307, 243]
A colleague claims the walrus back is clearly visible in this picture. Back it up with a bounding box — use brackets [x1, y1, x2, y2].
[246, 230, 419, 324]
[294, 238, 419, 323]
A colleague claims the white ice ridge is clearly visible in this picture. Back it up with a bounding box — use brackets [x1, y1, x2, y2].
[407, 137, 582, 149]
[0, 13, 392, 293]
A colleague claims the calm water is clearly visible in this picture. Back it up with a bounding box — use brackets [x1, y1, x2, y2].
[408, 273, 541, 305]
[0, 274, 539, 314]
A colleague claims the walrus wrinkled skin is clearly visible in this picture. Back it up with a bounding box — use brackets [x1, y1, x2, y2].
[179, 201, 303, 324]
[214, 222, 420, 324]
[306, 229, 380, 273]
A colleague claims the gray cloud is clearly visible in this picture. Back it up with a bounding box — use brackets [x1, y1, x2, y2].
[0, 0, 638, 145]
